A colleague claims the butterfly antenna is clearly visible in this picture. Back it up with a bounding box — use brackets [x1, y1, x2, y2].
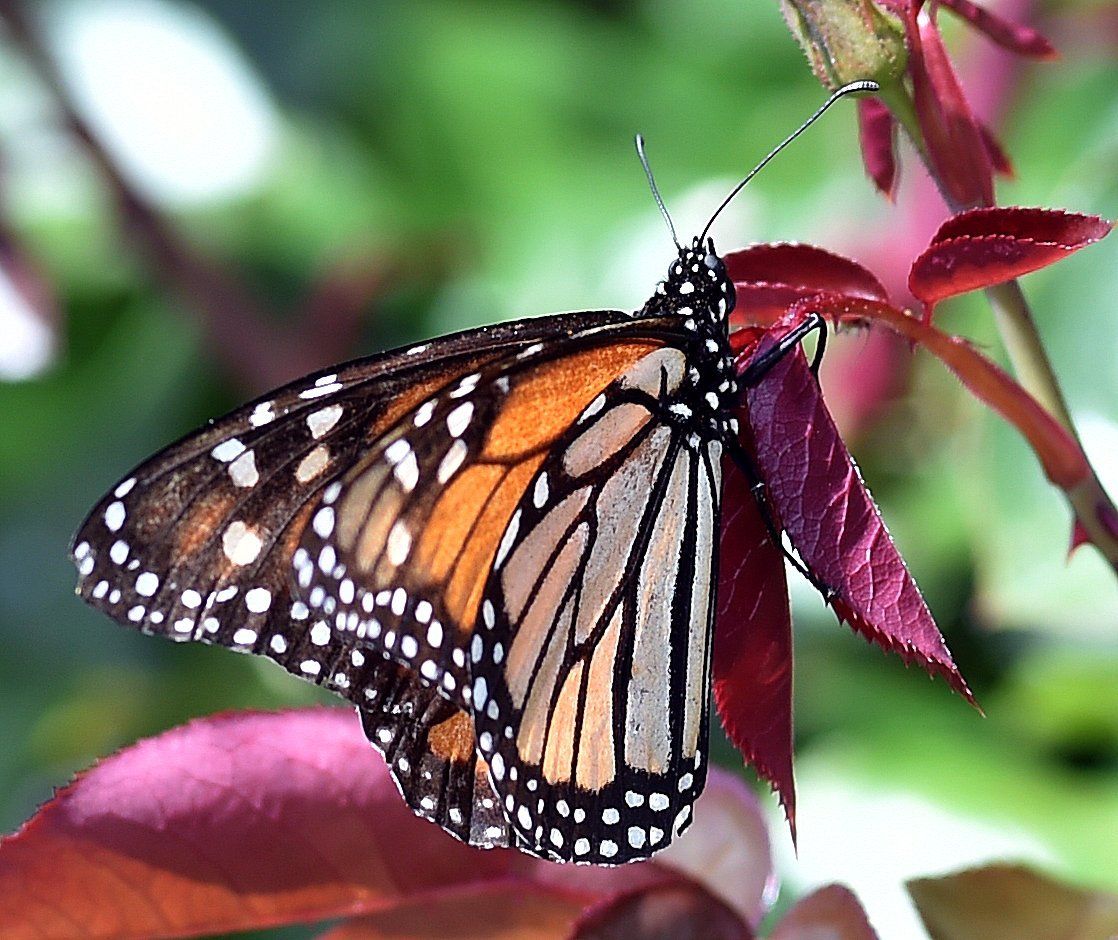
[635, 133, 680, 250]
[699, 80, 879, 243]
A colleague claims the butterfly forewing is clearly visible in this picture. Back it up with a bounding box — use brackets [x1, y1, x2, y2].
[71, 234, 743, 865]
[294, 330, 673, 715]
[470, 345, 724, 863]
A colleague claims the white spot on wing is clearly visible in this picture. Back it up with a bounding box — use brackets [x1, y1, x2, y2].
[245, 587, 272, 613]
[211, 438, 245, 462]
[249, 401, 275, 427]
[437, 439, 468, 483]
[134, 571, 159, 597]
[228, 449, 259, 488]
[307, 404, 344, 439]
[386, 519, 412, 565]
[446, 401, 474, 437]
[223, 520, 263, 566]
[104, 501, 126, 532]
[295, 445, 330, 483]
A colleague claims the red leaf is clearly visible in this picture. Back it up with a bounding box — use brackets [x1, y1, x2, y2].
[715, 453, 796, 839]
[726, 244, 889, 328]
[740, 341, 975, 704]
[911, 6, 995, 208]
[977, 121, 1015, 179]
[0, 710, 770, 938]
[939, 0, 1059, 60]
[858, 97, 898, 199]
[771, 884, 880, 939]
[909, 207, 1113, 311]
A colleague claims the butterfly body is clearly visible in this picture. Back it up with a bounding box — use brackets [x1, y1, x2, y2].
[72, 236, 742, 864]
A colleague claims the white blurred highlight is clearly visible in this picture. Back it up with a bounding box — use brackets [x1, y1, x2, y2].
[42, 0, 279, 206]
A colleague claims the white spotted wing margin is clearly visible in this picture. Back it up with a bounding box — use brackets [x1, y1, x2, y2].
[471, 346, 723, 865]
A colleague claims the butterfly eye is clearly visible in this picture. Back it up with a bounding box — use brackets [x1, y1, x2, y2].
[703, 253, 720, 270]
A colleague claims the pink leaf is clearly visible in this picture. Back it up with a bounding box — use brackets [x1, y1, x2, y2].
[0, 709, 770, 938]
[939, 0, 1059, 59]
[740, 340, 975, 704]
[715, 451, 796, 839]
[0, 709, 666, 937]
[909, 207, 1113, 311]
[771, 884, 880, 939]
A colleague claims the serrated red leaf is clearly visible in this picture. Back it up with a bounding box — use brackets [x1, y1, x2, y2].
[858, 97, 898, 199]
[715, 453, 796, 838]
[910, 207, 1112, 309]
[726, 245, 889, 329]
[727, 244, 890, 305]
[740, 341, 974, 704]
[0, 709, 771, 938]
[939, 0, 1059, 59]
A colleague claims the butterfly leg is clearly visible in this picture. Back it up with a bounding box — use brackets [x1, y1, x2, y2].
[728, 430, 836, 602]
[739, 312, 827, 387]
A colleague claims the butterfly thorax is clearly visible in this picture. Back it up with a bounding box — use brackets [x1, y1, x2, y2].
[639, 236, 739, 444]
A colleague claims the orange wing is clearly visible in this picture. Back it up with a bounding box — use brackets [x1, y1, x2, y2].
[296, 336, 668, 712]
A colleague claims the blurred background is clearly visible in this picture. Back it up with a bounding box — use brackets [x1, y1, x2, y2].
[0, 0, 1115, 935]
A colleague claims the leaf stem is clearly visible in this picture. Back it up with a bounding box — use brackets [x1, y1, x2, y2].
[880, 82, 1118, 572]
[985, 280, 1118, 569]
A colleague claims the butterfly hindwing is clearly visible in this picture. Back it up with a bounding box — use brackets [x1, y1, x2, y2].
[470, 345, 724, 863]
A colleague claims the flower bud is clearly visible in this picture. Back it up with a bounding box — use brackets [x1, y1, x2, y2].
[781, 0, 907, 89]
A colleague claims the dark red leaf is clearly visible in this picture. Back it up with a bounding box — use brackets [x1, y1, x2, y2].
[858, 97, 898, 199]
[939, 0, 1059, 59]
[573, 880, 752, 939]
[715, 453, 796, 839]
[770, 884, 880, 939]
[909, 207, 1113, 309]
[740, 341, 975, 704]
[911, 6, 995, 208]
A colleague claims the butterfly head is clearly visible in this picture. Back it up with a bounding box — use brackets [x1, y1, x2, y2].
[645, 236, 736, 329]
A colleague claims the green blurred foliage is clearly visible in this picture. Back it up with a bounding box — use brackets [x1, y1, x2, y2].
[0, 0, 1115, 935]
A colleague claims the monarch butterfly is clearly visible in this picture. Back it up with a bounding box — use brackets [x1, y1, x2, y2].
[71, 83, 874, 865]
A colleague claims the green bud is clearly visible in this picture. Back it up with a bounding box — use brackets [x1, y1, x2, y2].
[780, 0, 908, 89]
